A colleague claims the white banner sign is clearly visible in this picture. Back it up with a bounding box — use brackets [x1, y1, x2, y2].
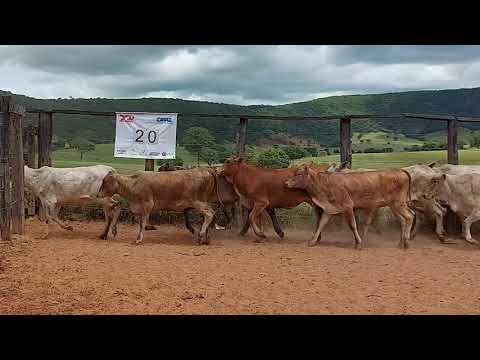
[114, 112, 177, 159]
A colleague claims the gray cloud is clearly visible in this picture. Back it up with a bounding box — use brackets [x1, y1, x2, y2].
[1, 45, 480, 105]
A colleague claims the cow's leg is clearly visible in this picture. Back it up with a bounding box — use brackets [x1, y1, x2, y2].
[463, 210, 480, 245]
[433, 203, 447, 243]
[239, 207, 252, 236]
[183, 208, 196, 235]
[344, 208, 363, 250]
[98, 198, 119, 240]
[265, 208, 285, 239]
[362, 208, 376, 241]
[195, 203, 215, 245]
[249, 202, 268, 240]
[391, 204, 414, 250]
[49, 202, 74, 232]
[39, 199, 54, 239]
[309, 210, 331, 246]
[109, 203, 121, 239]
[133, 213, 148, 245]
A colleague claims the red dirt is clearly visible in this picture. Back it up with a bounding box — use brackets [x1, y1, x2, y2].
[1, 217, 480, 314]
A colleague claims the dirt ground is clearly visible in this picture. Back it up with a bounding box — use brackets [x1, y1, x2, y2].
[1, 217, 480, 315]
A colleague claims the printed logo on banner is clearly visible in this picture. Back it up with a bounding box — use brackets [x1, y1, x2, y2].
[156, 116, 173, 123]
[119, 114, 135, 123]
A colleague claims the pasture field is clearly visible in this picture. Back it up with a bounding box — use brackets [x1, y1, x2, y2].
[296, 148, 480, 169]
[2, 219, 480, 315]
[53, 144, 205, 174]
[53, 144, 480, 173]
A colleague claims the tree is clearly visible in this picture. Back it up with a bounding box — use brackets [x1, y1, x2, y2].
[254, 148, 290, 168]
[471, 134, 480, 148]
[70, 137, 95, 160]
[182, 127, 216, 166]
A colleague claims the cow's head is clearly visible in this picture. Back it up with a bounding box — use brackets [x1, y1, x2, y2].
[285, 165, 313, 190]
[98, 171, 119, 198]
[219, 155, 244, 182]
[423, 173, 447, 200]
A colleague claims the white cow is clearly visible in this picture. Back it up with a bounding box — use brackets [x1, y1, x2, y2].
[24, 165, 121, 239]
[425, 170, 480, 245]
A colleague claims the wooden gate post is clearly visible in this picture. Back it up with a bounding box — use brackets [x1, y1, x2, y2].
[38, 112, 53, 167]
[446, 116, 459, 233]
[0, 97, 13, 241]
[145, 159, 155, 171]
[340, 116, 352, 169]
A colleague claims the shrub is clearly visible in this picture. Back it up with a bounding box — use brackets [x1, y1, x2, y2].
[304, 147, 318, 157]
[283, 146, 309, 160]
[157, 157, 184, 168]
[254, 148, 290, 168]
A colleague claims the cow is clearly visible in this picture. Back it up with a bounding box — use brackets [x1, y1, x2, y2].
[153, 165, 285, 237]
[23, 165, 121, 239]
[285, 165, 415, 249]
[424, 171, 480, 245]
[98, 168, 227, 245]
[331, 162, 447, 242]
[218, 156, 328, 241]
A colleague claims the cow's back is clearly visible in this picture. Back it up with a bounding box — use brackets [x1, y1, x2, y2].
[437, 164, 480, 175]
[132, 169, 216, 211]
[36, 165, 114, 202]
[329, 169, 411, 208]
[234, 165, 309, 208]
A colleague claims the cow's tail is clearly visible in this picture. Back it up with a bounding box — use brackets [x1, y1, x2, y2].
[207, 167, 226, 211]
[401, 169, 418, 226]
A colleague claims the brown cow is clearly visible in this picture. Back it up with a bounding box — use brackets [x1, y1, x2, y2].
[219, 156, 327, 240]
[285, 165, 415, 249]
[98, 168, 220, 245]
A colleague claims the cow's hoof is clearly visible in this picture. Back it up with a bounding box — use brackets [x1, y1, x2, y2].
[355, 244, 362, 250]
[438, 234, 446, 243]
[67, 226, 74, 232]
[466, 238, 479, 245]
[307, 241, 317, 247]
[278, 231, 285, 239]
[133, 240, 142, 245]
[98, 234, 107, 240]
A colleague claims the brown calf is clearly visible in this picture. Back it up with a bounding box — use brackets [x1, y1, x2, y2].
[98, 168, 219, 245]
[285, 165, 415, 249]
[219, 156, 325, 240]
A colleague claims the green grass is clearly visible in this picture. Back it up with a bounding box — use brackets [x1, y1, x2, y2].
[53, 144, 207, 174]
[352, 131, 423, 151]
[295, 148, 480, 169]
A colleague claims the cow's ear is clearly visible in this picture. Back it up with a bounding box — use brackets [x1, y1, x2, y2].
[327, 163, 337, 172]
[428, 162, 436, 168]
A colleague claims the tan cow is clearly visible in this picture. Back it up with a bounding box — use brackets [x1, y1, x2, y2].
[285, 165, 415, 249]
[98, 168, 220, 245]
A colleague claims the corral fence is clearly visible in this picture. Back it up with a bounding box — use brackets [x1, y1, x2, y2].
[2, 93, 480, 241]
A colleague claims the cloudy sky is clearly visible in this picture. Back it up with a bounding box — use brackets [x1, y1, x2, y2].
[1, 45, 480, 105]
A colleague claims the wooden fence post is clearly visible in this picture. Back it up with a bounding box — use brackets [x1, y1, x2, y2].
[340, 116, 352, 168]
[446, 116, 460, 233]
[145, 159, 155, 171]
[0, 98, 12, 241]
[8, 102, 25, 234]
[23, 125, 37, 216]
[236, 117, 248, 157]
[38, 112, 53, 167]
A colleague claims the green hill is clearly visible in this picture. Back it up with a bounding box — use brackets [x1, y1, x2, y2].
[3, 87, 480, 147]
